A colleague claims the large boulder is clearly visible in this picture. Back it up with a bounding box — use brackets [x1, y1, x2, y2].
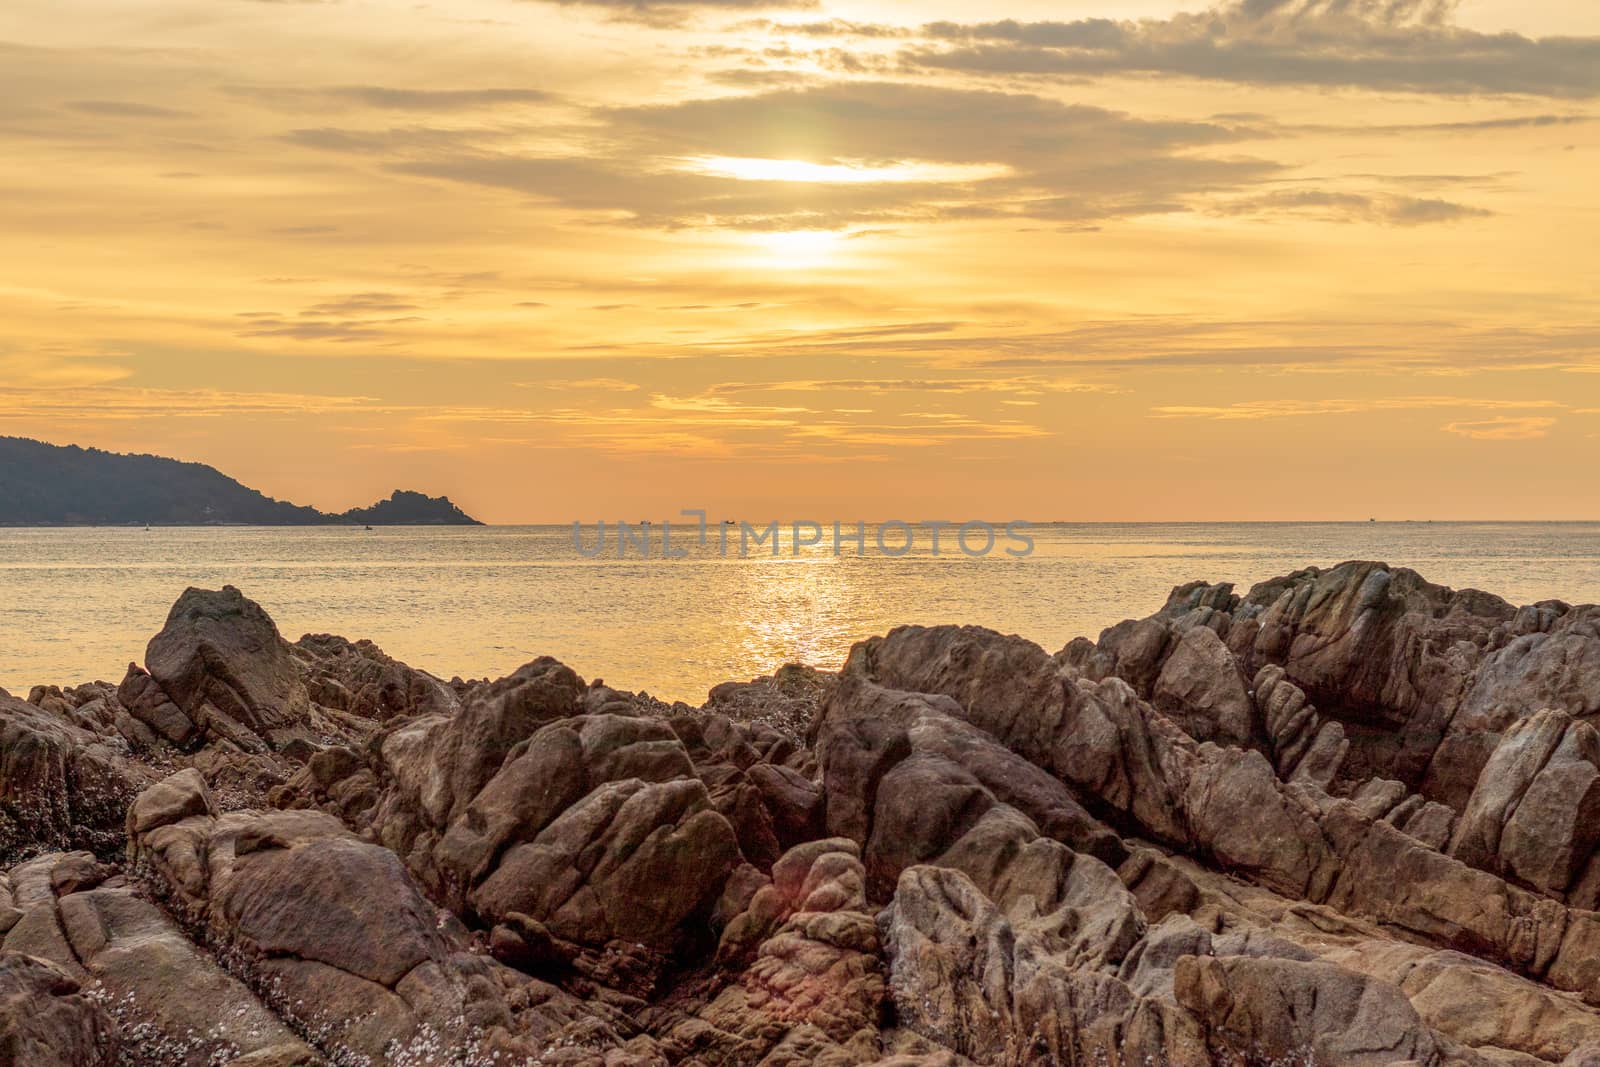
[469, 775, 741, 958]
[0, 950, 118, 1067]
[142, 586, 312, 752]
[835, 626, 1338, 900]
[1151, 624, 1257, 746]
[880, 865, 1202, 1067]
[1175, 953, 1447, 1067]
[1450, 709, 1600, 899]
[127, 771, 522, 1063]
[3, 850, 318, 1065]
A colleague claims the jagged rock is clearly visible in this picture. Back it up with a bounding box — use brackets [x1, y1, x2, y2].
[126, 772, 529, 1063]
[704, 662, 835, 741]
[746, 761, 826, 852]
[0, 694, 148, 861]
[1175, 953, 1449, 1066]
[1451, 709, 1600, 898]
[837, 626, 1336, 899]
[880, 864, 1202, 1067]
[116, 665, 197, 749]
[294, 632, 460, 722]
[668, 710, 823, 867]
[1396, 798, 1458, 851]
[662, 839, 885, 1065]
[3, 851, 318, 1065]
[143, 586, 313, 752]
[469, 775, 741, 957]
[436, 714, 693, 895]
[1290, 719, 1350, 790]
[126, 766, 215, 835]
[9, 570, 1600, 1065]
[814, 671, 1122, 885]
[1152, 624, 1256, 745]
[369, 656, 585, 843]
[1325, 939, 1600, 1063]
[0, 950, 118, 1066]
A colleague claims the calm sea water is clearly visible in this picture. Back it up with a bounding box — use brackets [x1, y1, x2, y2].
[3, 523, 1600, 704]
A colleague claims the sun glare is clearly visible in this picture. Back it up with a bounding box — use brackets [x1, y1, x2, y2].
[744, 229, 847, 266]
[688, 156, 1008, 185]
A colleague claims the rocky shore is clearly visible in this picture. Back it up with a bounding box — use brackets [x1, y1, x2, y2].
[7, 562, 1600, 1065]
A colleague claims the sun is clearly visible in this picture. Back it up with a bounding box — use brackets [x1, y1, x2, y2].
[744, 229, 847, 266]
[686, 156, 1008, 185]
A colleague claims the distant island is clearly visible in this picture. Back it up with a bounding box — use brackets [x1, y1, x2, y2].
[0, 436, 483, 526]
[339, 489, 481, 527]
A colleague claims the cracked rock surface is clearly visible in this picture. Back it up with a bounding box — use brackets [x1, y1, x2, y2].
[8, 568, 1600, 1064]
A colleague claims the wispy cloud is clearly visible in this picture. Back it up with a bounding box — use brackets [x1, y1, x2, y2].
[229, 85, 557, 112]
[907, 0, 1600, 97]
[0, 385, 384, 421]
[706, 376, 1112, 396]
[1443, 416, 1558, 440]
[294, 81, 1279, 231]
[1213, 189, 1492, 225]
[64, 100, 192, 119]
[1151, 396, 1566, 420]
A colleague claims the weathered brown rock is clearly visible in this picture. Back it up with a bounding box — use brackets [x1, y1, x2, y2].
[126, 772, 529, 1063]
[9, 570, 1600, 1064]
[1451, 709, 1600, 898]
[0, 950, 118, 1066]
[3, 849, 318, 1065]
[880, 864, 1202, 1067]
[0, 694, 148, 861]
[1175, 954, 1448, 1066]
[1152, 624, 1257, 746]
[294, 632, 460, 722]
[143, 585, 314, 752]
[662, 839, 885, 1065]
[469, 775, 740, 955]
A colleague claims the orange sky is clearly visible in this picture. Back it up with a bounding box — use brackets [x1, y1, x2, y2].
[1, 0, 1597, 522]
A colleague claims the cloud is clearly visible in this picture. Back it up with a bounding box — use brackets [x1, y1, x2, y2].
[1294, 115, 1596, 135]
[906, 0, 1600, 97]
[792, 419, 1050, 447]
[0, 354, 132, 389]
[532, 0, 817, 26]
[606, 81, 1239, 165]
[732, 19, 910, 38]
[296, 292, 422, 315]
[1214, 189, 1492, 225]
[1442, 416, 1558, 440]
[344, 82, 1276, 230]
[0, 385, 383, 421]
[231, 85, 555, 112]
[706, 376, 1111, 396]
[235, 299, 427, 342]
[65, 100, 192, 119]
[534, 311, 1598, 377]
[516, 378, 641, 391]
[284, 126, 489, 154]
[1151, 397, 1565, 420]
[545, 0, 811, 8]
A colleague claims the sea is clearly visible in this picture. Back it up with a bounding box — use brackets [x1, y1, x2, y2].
[3, 522, 1600, 705]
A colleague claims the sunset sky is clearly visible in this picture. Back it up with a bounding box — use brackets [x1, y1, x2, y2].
[1, 0, 1596, 522]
